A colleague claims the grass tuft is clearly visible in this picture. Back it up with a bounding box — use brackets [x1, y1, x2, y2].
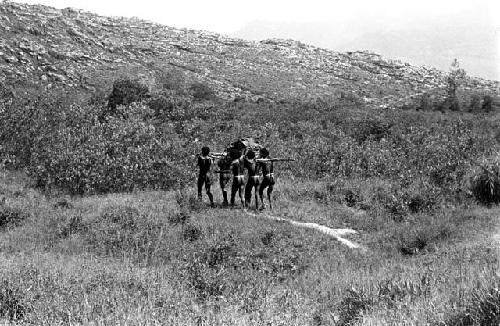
[444, 287, 500, 326]
[337, 288, 373, 325]
[0, 280, 26, 321]
[470, 156, 500, 205]
[182, 223, 203, 242]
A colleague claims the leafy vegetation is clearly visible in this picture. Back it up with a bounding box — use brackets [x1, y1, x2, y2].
[0, 59, 499, 325]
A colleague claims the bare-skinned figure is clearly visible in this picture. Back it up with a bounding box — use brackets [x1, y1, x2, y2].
[217, 153, 232, 207]
[229, 148, 245, 207]
[197, 146, 214, 207]
[244, 150, 260, 209]
[257, 147, 275, 210]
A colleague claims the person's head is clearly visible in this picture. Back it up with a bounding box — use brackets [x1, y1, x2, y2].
[259, 147, 269, 158]
[201, 146, 210, 156]
[229, 148, 241, 160]
[246, 150, 255, 159]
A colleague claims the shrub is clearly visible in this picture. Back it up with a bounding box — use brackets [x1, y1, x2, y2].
[470, 156, 500, 205]
[182, 223, 202, 242]
[155, 68, 186, 92]
[168, 212, 190, 225]
[482, 95, 493, 113]
[344, 189, 362, 207]
[398, 221, 452, 256]
[104, 78, 149, 119]
[0, 205, 28, 230]
[53, 198, 73, 209]
[57, 214, 84, 238]
[189, 81, 215, 100]
[27, 103, 187, 194]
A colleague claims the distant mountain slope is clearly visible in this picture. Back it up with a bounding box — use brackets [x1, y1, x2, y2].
[0, 2, 498, 108]
[234, 14, 499, 81]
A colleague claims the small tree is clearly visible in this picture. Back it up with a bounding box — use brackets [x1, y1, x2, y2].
[482, 95, 493, 113]
[445, 59, 467, 111]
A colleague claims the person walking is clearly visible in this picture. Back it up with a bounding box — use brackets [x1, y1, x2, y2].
[197, 146, 214, 207]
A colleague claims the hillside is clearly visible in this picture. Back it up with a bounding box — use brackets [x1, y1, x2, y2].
[0, 1, 498, 108]
[234, 13, 499, 81]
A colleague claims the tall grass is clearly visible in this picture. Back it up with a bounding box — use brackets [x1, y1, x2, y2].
[0, 167, 499, 325]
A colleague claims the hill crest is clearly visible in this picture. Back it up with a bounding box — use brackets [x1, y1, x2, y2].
[0, 1, 498, 107]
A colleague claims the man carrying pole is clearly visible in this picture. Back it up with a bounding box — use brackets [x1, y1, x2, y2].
[256, 148, 295, 210]
[257, 147, 274, 210]
[244, 149, 260, 209]
[229, 148, 245, 207]
[197, 146, 214, 207]
[216, 152, 232, 207]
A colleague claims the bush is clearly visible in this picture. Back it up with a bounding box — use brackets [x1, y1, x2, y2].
[155, 68, 186, 93]
[470, 156, 500, 205]
[105, 78, 149, 119]
[189, 81, 215, 100]
[0, 205, 28, 230]
[27, 103, 187, 194]
[57, 214, 84, 238]
[482, 95, 493, 113]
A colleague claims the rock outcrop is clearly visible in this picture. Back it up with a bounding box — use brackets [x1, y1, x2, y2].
[0, 2, 498, 107]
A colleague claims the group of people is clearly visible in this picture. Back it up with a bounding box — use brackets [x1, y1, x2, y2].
[197, 146, 275, 210]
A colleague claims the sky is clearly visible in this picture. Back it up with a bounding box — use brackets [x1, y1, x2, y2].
[15, 0, 500, 34]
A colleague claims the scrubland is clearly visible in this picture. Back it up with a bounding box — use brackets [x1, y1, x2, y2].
[0, 76, 499, 325]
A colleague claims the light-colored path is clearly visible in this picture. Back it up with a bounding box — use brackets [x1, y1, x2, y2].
[243, 210, 364, 249]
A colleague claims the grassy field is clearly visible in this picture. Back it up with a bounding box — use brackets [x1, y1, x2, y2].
[1, 167, 498, 325]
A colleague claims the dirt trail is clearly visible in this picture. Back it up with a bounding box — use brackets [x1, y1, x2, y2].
[243, 210, 364, 250]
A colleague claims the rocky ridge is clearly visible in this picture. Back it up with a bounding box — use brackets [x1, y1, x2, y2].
[0, 1, 498, 107]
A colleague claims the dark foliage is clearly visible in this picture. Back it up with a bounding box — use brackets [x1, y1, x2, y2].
[444, 288, 500, 326]
[471, 165, 500, 206]
[337, 288, 372, 325]
[0, 205, 27, 230]
[344, 189, 362, 207]
[189, 81, 215, 100]
[0, 281, 25, 321]
[182, 223, 202, 242]
[107, 78, 149, 110]
[168, 212, 190, 225]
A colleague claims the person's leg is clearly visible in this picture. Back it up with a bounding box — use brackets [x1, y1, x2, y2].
[220, 176, 229, 206]
[267, 184, 274, 210]
[259, 179, 268, 210]
[244, 179, 253, 207]
[197, 175, 204, 200]
[254, 184, 260, 210]
[206, 182, 214, 207]
[230, 179, 237, 206]
[238, 181, 245, 207]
